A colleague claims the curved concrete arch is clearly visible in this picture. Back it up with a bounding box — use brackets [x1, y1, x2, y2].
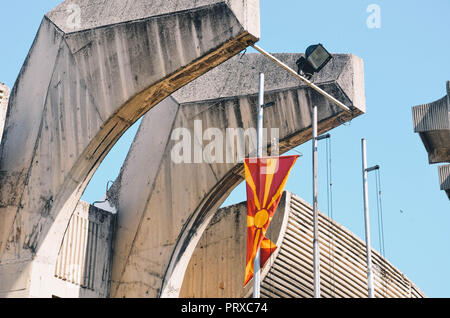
[107, 52, 366, 297]
[0, 0, 260, 297]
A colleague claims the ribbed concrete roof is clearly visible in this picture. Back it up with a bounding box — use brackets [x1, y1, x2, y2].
[181, 192, 425, 298]
[439, 164, 450, 200]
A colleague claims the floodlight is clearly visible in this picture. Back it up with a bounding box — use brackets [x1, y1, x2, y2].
[296, 44, 333, 79]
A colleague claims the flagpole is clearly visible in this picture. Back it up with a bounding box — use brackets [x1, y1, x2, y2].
[312, 105, 321, 298]
[362, 138, 375, 298]
[251, 44, 353, 300]
[253, 72, 264, 298]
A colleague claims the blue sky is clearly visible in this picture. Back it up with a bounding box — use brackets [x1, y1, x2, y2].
[1, 1, 449, 297]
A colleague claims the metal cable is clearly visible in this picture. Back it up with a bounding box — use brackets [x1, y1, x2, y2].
[375, 172, 382, 255]
[378, 170, 386, 258]
[326, 136, 336, 297]
[375, 169, 387, 297]
[375, 170, 386, 257]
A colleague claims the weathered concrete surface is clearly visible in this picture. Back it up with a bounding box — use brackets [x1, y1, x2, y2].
[438, 164, 450, 200]
[412, 81, 450, 164]
[180, 192, 425, 298]
[0, 83, 9, 143]
[0, 200, 115, 298]
[107, 52, 366, 298]
[48, 0, 259, 36]
[0, 0, 259, 297]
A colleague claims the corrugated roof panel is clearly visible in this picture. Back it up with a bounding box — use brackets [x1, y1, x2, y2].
[412, 96, 449, 132]
[439, 164, 450, 191]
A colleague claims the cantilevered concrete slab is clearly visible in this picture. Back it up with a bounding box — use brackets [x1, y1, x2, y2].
[107, 52, 365, 298]
[0, 0, 259, 297]
[180, 192, 425, 298]
[439, 165, 450, 200]
[412, 81, 450, 164]
[0, 83, 9, 143]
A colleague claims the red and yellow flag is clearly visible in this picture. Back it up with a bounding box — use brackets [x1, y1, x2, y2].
[244, 155, 299, 286]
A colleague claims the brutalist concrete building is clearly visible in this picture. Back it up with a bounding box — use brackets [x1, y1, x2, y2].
[0, 0, 427, 298]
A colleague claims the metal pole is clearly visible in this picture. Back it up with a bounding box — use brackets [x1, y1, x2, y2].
[362, 138, 375, 298]
[257, 73, 264, 159]
[252, 45, 351, 113]
[251, 44, 351, 300]
[312, 105, 321, 298]
[253, 72, 264, 298]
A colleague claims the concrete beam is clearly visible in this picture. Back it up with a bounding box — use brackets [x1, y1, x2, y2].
[107, 52, 366, 297]
[0, 0, 259, 297]
[412, 81, 450, 164]
[0, 83, 9, 143]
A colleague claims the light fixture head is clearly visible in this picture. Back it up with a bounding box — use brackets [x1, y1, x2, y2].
[296, 43, 333, 79]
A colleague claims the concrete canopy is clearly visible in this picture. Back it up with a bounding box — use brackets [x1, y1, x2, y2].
[0, 0, 260, 297]
[107, 52, 365, 297]
[412, 81, 450, 164]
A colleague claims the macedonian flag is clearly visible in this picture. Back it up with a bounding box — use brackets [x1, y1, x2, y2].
[244, 155, 299, 286]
